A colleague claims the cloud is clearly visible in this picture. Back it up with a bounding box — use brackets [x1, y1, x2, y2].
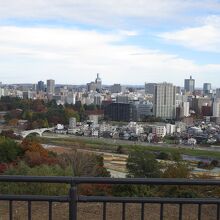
[0, 26, 220, 86]
[0, 0, 220, 27]
[159, 15, 220, 53]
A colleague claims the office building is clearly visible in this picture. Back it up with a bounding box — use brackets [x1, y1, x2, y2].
[216, 88, 220, 99]
[94, 95, 103, 106]
[104, 103, 136, 122]
[95, 73, 102, 91]
[213, 99, 220, 117]
[184, 76, 195, 93]
[87, 82, 96, 92]
[191, 97, 212, 115]
[66, 93, 76, 105]
[37, 81, 45, 92]
[145, 83, 156, 95]
[110, 84, 122, 93]
[136, 101, 153, 121]
[154, 82, 176, 120]
[116, 95, 129, 104]
[47, 79, 55, 94]
[203, 83, 212, 95]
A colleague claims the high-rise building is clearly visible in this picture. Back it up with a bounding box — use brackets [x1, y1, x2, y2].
[94, 95, 103, 106]
[216, 88, 220, 99]
[37, 81, 45, 92]
[145, 83, 156, 95]
[104, 103, 136, 122]
[136, 101, 153, 121]
[203, 83, 212, 95]
[116, 95, 129, 104]
[87, 82, 96, 92]
[213, 99, 220, 117]
[47, 79, 55, 94]
[110, 84, 122, 93]
[154, 82, 176, 120]
[95, 73, 102, 91]
[184, 76, 195, 93]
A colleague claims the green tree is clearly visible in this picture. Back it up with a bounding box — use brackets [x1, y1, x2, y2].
[0, 162, 72, 195]
[0, 137, 23, 163]
[127, 148, 161, 178]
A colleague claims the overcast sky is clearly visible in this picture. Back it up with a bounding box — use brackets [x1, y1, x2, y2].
[0, 0, 220, 87]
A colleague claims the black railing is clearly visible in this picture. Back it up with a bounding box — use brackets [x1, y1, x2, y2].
[0, 176, 220, 220]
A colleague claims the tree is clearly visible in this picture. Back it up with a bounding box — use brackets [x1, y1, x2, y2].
[59, 150, 110, 177]
[0, 161, 73, 195]
[159, 163, 196, 198]
[0, 137, 23, 163]
[21, 138, 49, 158]
[162, 162, 191, 178]
[127, 148, 161, 178]
[64, 108, 80, 122]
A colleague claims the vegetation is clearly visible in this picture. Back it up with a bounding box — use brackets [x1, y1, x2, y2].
[0, 137, 23, 163]
[127, 148, 161, 178]
[0, 136, 110, 195]
[0, 96, 103, 129]
[40, 136, 220, 160]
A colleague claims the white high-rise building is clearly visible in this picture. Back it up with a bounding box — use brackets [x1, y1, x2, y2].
[213, 99, 220, 117]
[154, 82, 176, 120]
[179, 102, 190, 118]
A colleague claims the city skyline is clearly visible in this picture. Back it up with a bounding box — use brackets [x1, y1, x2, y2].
[0, 1, 220, 85]
[1, 75, 219, 89]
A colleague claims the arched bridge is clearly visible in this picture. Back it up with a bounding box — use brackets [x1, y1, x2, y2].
[20, 127, 55, 138]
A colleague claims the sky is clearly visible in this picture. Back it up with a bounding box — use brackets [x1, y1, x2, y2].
[0, 0, 220, 87]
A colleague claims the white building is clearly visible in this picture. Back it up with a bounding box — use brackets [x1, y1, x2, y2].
[166, 124, 176, 135]
[94, 95, 103, 106]
[154, 83, 176, 120]
[69, 117, 77, 129]
[89, 115, 99, 125]
[66, 93, 76, 105]
[213, 99, 220, 117]
[0, 88, 4, 97]
[152, 125, 167, 138]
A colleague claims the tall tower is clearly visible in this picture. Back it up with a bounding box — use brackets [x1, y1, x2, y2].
[47, 79, 55, 94]
[95, 73, 102, 91]
[154, 82, 176, 120]
[184, 75, 195, 93]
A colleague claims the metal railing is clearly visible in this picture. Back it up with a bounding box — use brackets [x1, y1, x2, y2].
[0, 176, 220, 220]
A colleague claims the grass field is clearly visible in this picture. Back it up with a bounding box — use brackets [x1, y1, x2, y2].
[39, 136, 220, 160]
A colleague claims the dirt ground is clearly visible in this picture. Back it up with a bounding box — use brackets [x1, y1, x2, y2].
[0, 201, 217, 220]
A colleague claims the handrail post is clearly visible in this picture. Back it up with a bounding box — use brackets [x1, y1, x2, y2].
[69, 183, 78, 220]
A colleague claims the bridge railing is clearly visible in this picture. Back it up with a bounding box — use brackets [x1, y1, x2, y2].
[0, 176, 220, 220]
